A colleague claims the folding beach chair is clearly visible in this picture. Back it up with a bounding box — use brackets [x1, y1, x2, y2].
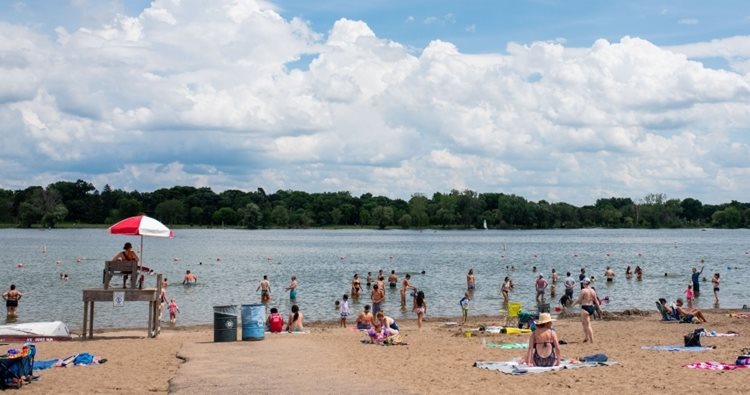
[656, 301, 676, 322]
[0, 346, 34, 389]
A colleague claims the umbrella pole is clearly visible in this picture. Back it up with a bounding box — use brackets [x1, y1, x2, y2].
[140, 235, 144, 276]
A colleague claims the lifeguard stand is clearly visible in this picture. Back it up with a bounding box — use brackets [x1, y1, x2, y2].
[81, 261, 162, 339]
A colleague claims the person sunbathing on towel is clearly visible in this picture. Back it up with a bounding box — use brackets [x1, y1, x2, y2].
[674, 298, 707, 323]
[525, 313, 561, 367]
[367, 319, 396, 345]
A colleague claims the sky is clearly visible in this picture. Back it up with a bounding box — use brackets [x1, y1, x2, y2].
[1, 0, 749, 205]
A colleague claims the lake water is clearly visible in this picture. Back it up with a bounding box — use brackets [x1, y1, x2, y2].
[2, 228, 748, 330]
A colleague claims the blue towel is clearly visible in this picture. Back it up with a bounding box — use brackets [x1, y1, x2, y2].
[33, 359, 60, 371]
[581, 353, 608, 362]
[73, 353, 95, 365]
[641, 345, 713, 351]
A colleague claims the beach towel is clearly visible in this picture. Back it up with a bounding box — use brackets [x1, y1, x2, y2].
[641, 345, 714, 352]
[32, 358, 60, 371]
[700, 331, 739, 337]
[484, 342, 528, 349]
[685, 361, 749, 371]
[474, 359, 615, 375]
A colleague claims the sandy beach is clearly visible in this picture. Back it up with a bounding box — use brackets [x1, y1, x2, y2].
[16, 309, 750, 394]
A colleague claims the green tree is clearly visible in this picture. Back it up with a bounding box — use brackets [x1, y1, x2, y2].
[155, 199, 186, 224]
[238, 203, 263, 229]
[212, 207, 238, 226]
[117, 198, 143, 219]
[398, 214, 412, 229]
[712, 207, 741, 228]
[271, 205, 290, 227]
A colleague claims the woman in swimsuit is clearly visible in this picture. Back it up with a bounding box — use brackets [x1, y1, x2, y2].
[351, 274, 361, 298]
[366, 272, 372, 287]
[712, 273, 720, 304]
[501, 277, 511, 303]
[2, 284, 22, 318]
[287, 304, 304, 332]
[625, 266, 632, 279]
[525, 313, 560, 367]
[112, 242, 140, 288]
[400, 274, 414, 307]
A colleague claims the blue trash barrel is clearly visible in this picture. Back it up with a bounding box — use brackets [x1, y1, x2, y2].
[241, 304, 266, 341]
[213, 305, 239, 342]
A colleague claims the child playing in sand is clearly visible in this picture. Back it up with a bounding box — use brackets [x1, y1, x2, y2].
[168, 298, 180, 325]
[340, 294, 350, 328]
[459, 292, 470, 324]
[685, 284, 695, 308]
[267, 307, 284, 333]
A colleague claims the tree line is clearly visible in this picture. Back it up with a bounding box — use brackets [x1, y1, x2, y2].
[0, 180, 748, 229]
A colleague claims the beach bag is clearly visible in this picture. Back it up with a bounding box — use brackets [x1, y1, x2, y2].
[683, 328, 704, 347]
[736, 355, 750, 366]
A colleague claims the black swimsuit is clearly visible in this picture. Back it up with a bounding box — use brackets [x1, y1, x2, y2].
[533, 341, 556, 367]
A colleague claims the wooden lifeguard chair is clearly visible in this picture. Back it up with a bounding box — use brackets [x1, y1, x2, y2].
[81, 261, 162, 339]
[102, 260, 138, 289]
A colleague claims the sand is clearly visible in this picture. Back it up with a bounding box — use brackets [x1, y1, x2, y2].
[15, 310, 750, 394]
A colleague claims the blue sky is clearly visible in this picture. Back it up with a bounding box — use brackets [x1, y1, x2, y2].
[0, 0, 749, 204]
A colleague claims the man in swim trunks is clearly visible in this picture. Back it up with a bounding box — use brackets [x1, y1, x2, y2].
[371, 284, 385, 314]
[388, 270, 398, 288]
[604, 267, 615, 282]
[574, 279, 600, 343]
[401, 274, 415, 307]
[2, 284, 22, 318]
[356, 305, 374, 330]
[182, 270, 197, 285]
[285, 276, 298, 300]
[563, 272, 576, 300]
[257, 275, 271, 303]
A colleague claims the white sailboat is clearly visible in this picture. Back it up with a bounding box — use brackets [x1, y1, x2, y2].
[483, 219, 488, 230]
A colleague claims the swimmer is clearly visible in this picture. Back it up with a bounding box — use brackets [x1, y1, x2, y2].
[285, 276, 298, 300]
[388, 270, 398, 288]
[401, 274, 415, 307]
[351, 274, 362, 297]
[366, 272, 373, 287]
[257, 275, 271, 303]
[466, 269, 475, 290]
[182, 270, 197, 285]
[604, 267, 615, 282]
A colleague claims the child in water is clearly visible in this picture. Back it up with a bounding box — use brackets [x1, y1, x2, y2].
[685, 284, 695, 308]
[168, 298, 180, 325]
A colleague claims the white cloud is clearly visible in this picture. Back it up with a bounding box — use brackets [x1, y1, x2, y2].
[423, 13, 456, 26]
[0, 0, 750, 205]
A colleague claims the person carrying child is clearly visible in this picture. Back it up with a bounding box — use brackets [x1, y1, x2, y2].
[459, 292, 470, 324]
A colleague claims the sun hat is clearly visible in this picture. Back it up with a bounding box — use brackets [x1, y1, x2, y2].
[536, 312, 556, 325]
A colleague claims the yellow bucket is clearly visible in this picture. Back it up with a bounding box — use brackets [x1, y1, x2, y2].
[508, 302, 522, 317]
[464, 330, 473, 338]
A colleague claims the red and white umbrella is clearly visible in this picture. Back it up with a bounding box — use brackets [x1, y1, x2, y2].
[108, 215, 174, 271]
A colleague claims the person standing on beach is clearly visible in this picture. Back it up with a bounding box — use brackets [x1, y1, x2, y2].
[460, 291, 470, 324]
[285, 276, 298, 300]
[691, 266, 704, 296]
[371, 284, 385, 314]
[401, 274, 415, 307]
[339, 294, 350, 328]
[414, 290, 427, 330]
[467, 269, 476, 290]
[257, 275, 271, 303]
[574, 279, 600, 343]
[2, 285, 22, 318]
